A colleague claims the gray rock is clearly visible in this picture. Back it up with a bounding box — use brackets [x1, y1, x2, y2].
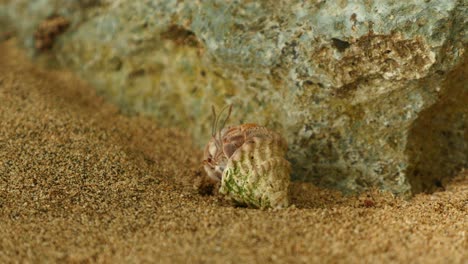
[1, 0, 466, 196]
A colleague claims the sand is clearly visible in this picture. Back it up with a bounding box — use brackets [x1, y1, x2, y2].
[0, 39, 466, 263]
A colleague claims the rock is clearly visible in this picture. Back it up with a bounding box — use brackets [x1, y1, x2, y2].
[1, 0, 466, 196]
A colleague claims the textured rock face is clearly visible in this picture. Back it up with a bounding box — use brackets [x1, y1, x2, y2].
[1, 0, 466, 196]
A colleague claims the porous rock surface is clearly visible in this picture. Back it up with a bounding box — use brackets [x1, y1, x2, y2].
[1, 0, 466, 196]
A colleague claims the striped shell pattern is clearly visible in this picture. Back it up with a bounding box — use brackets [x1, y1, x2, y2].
[203, 113, 291, 209]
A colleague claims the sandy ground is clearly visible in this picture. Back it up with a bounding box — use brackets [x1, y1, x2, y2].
[0, 39, 467, 263]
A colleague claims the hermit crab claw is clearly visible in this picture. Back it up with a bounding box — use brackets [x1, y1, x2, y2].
[222, 142, 237, 159]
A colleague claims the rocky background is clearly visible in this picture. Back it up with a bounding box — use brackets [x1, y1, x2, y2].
[0, 0, 466, 196]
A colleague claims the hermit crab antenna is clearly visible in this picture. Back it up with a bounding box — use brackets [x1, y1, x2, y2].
[211, 105, 217, 138]
[216, 104, 232, 145]
[210, 104, 233, 149]
[211, 108, 222, 150]
[219, 104, 232, 135]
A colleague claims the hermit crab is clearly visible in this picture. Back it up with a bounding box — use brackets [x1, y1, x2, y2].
[203, 105, 291, 209]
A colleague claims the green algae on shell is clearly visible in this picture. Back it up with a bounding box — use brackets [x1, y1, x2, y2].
[219, 134, 291, 209]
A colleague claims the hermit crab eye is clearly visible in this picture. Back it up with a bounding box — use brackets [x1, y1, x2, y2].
[208, 143, 218, 157]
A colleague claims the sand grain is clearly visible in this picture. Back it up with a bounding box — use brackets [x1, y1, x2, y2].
[0, 40, 466, 263]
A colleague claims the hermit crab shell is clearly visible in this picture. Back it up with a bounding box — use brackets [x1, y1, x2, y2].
[216, 125, 291, 209]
